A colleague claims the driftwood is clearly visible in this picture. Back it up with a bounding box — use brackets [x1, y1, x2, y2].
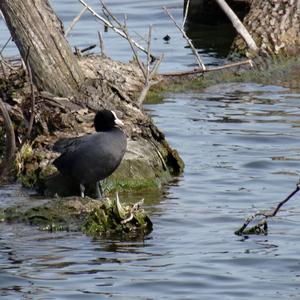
[215, 0, 258, 53]
[235, 181, 300, 235]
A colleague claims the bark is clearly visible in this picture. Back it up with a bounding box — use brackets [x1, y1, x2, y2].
[0, 97, 16, 180]
[232, 0, 300, 56]
[0, 0, 85, 96]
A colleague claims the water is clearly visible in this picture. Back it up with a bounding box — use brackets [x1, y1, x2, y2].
[1, 1, 300, 299]
[0, 0, 226, 71]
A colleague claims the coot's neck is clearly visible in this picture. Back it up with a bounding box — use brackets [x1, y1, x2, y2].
[95, 124, 117, 132]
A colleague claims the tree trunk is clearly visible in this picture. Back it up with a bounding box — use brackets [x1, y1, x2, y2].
[0, 0, 85, 97]
[232, 0, 300, 56]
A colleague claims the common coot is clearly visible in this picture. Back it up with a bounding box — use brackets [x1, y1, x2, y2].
[53, 110, 127, 198]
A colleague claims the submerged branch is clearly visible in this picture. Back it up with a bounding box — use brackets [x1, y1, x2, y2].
[235, 181, 300, 235]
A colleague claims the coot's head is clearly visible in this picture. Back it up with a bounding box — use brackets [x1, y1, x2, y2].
[94, 109, 124, 132]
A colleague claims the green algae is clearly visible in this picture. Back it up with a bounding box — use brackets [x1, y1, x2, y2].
[1, 194, 152, 238]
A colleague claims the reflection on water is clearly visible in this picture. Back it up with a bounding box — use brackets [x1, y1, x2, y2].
[2, 82, 300, 299]
[184, 0, 250, 59]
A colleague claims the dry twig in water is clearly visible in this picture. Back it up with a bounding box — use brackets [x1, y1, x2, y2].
[235, 181, 300, 235]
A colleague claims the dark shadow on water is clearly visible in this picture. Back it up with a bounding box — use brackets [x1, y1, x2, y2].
[184, 0, 251, 59]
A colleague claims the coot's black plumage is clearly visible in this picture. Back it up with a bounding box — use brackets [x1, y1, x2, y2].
[53, 110, 127, 198]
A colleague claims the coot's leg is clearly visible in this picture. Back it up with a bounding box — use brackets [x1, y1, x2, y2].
[96, 181, 104, 199]
[80, 183, 85, 198]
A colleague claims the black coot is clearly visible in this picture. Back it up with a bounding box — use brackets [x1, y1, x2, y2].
[53, 110, 127, 198]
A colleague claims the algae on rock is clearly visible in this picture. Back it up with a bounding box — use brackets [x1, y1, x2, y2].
[1, 194, 152, 239]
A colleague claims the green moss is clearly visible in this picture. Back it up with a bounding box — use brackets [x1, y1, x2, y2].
[1, 195, 152, 239]
[102, 177, 163, 194]
[82, 197, 152, 238]
[145, 77, 208, 104]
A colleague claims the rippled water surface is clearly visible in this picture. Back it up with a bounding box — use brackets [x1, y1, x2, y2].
[2, 1, 300, 299]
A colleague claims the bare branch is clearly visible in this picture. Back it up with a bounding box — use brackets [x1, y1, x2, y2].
[25, 47, 36, 139]
[0, 36, 12, 56]
[78, 0, 156, 60]
[161, 59, 253, 76]
[100, 0, 122, 28]
[146, 25, 153, 80]
[215, 0, 258, 52]
[182, 0, 190, 28]
[97, 30, 105, 56]
[122, 17, 147, 79]
[163, 6, 206, 70]
[235, 181, 300, 235]
[0, 96, 16, 179]
[65, 7, 87, 37]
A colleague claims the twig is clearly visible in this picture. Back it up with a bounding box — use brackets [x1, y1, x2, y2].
[0, 59, 7, 80]
[122, 15, 147, 79]
[25, 47, 36, 139]
[161, 59, 253, 76]
[121, 199, 144, 224]
[136, 55, 163, 106]
[98, 1, 162, 106]
[215, 0, 258, 53]
[235, 181, 300, 235]
[163, 6, 206, 70]
[182, 0, 190, 28]
[97, 30, 105, 56]
[0, 95, 16, 179]
[65, 7, 88, 37]
[100, 0, 122, 28]
[78, 0, 156, 60]
[80, 44, 96, 53]
[149, 54, 163, 77]
[146, 25, 152, 80]
[149, 139, 168, 171]
[0, 36, 12, 56]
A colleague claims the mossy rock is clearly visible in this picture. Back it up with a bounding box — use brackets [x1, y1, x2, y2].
[0, 194, 152, 239]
